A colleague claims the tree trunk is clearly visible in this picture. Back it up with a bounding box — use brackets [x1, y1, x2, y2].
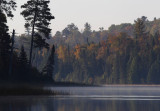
[29, 4, 38, 67]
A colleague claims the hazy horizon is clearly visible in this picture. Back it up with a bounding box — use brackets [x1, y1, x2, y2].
[7, 0, 160, 36]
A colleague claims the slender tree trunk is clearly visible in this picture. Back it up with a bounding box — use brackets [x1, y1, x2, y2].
[29, 5, 38, 67]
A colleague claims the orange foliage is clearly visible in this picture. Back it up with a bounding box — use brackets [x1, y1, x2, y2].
[108, 33, 131, 55]
[57, 45, 67, 62]
[74, 45, 81, 59]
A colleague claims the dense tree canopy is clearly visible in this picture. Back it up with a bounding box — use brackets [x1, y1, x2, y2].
[0, 0, 16, 17]
[1, 7, 160, 85]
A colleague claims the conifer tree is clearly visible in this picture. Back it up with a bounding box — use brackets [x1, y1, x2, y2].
[134, 17, 147, 38]
[42, 45, 55, 79]
[21, 0, 54, 66]
[147, 55, 160, 84]
[18, 46, 28, 66]
[127, 56, 140, 84]
[111, 54, 120, 84]
[0, 10, 11, 56]
[17, 45, 29, 79]
[0, 10, 11, 77]
[83, 23, 91, 44]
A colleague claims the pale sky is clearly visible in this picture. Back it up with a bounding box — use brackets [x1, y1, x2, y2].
[7, 0, 160, 35]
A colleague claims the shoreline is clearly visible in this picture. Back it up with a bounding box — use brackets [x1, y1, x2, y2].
[0, 82, 160, 96]
[101, 84, 160, 87]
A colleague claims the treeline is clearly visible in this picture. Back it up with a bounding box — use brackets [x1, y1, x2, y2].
[52, 17, 160, 84]
[14, 16, 160, 84]
[5, 0, 160, 85]
[52, 16, 160, 48]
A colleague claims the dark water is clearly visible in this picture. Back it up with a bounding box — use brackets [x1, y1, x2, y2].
[1, 86, 160, 111]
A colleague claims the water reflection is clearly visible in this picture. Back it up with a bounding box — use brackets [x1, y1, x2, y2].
[0, 97, 160, 111]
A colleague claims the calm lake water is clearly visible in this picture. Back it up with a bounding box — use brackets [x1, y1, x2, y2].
[1, 86, 160, 111]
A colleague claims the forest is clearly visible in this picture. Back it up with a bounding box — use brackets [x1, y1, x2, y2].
[1, 0, 160, 85]
[16, 16, 160, 85]
[51, 17, 160, 84]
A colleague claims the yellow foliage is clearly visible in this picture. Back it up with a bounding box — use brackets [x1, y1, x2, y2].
[57, 45, 67, 62]
[108, 32, 130, 55]
[87, 43, 96, 51]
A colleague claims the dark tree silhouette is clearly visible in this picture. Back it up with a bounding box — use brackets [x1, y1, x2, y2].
[0, 10, 11, 78]
[42, 45, 55, 79]
[17, 45, 29, 80]
[134, 17, 147, 38]
[18, 46, 28, 67]
[21, 0, 54, 67]
[0, 0, 16, 17]
[147, 55, 160, 84]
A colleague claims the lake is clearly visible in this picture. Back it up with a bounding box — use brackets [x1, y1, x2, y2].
[0, 85, 160, 111]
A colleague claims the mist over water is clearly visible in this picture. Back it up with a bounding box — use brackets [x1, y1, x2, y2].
[50, 85, 160, 98]
[1, 86, 160, 111]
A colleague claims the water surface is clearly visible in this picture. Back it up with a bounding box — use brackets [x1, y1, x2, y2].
[1, 85, 160, 111]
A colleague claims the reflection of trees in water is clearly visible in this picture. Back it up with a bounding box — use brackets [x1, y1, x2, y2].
[0, 97, 55, 111]
[0, 98, 160, 111]
[55, 99, 160, 111]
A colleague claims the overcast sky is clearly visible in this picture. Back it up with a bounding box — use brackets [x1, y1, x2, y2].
[7, 0, 160, 35]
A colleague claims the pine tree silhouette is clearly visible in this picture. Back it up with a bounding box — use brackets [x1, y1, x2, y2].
[17, 45, 29, 80]
[42, 45, 55, 80]
[21, 0, 54, 67]
[0, 10, 11, 78]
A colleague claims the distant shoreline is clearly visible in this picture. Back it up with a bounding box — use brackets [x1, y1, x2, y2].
[0, 82, 160, 96]
[101, 84, 160, 87]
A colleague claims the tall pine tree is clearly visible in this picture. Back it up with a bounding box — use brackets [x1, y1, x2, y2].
[21, 0, 54, 66]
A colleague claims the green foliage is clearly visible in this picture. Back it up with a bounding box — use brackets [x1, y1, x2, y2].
[42, 45, 55, 79]
[127, 56, 139, 84]
[51, 29, 160, 84]
[12, 17, 154, 85]
[3, 12, 160, 85]
[111, 55, 120, 84]
[147, 55, 160, 84]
